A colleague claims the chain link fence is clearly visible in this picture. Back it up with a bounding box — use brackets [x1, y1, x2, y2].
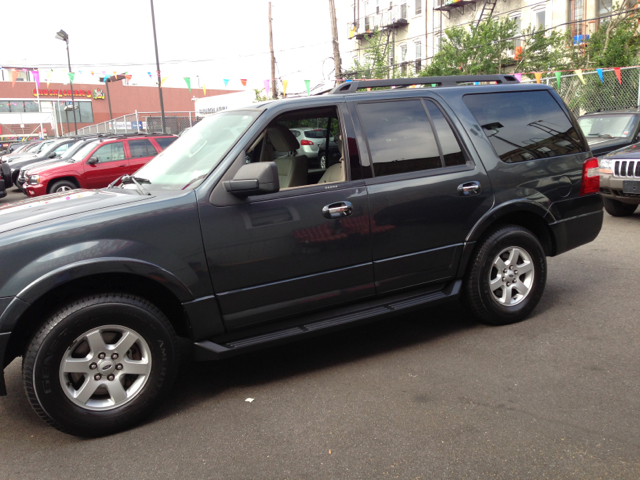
[73, 111, 201, 136]
[542, 66, 640, 117]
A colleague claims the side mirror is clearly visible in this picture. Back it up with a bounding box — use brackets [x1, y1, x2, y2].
[224, 162, 279, 197]
[48, 152, 57, 158]
[87, 156, 99, 165]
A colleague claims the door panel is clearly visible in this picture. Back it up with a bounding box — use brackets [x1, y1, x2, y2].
[84, 142, 128, 188]
[200, 185, 375, 331]
[127, 139, 157, 174]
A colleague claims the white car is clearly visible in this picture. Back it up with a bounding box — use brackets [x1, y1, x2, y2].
[288, 128, 332, 165]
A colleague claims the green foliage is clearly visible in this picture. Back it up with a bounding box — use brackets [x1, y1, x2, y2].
[253, 89, 269, 103]
[345, 30, 397, 80]
[514, 27, 570, 74]
[572, 2, 640, 68]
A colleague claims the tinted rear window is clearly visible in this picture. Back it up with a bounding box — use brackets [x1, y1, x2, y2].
[463, 91, 587, 163]
[155, 137, 177, 150]
[304, 130, 327, 139]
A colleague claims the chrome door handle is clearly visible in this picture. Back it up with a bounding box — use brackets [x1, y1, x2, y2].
[322, 201, 353, 219]
[458, 181, 481, 196]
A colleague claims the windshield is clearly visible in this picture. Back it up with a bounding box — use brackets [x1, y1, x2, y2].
[578, 115, 638, 138]
[34, 141, 54, 153]
[71, 140, 100, 162]
[61, 140, 89, 160]
[130, 110, 260, 191]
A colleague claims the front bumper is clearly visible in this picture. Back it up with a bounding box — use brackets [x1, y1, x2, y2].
[599, 173, 640, 204]
[24, 182, 46, 197]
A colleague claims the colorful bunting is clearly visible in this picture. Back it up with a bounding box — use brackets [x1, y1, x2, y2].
[304, 80, 311, 96]
[68, 72, 75, 84]
[223, 79, 229, 87]
[161, 77, 169, 87]
[514, 73, 522, 82]
[282, 79, 289, 96]
[614, 67, 622, 84]
[534, 72, 542, 84]
[46, 70, 51, 88]
[203, 85, 206, 96]
[555, 71, 561, 89]
[184, 77, 191, 92]
[575, 69, 585, 85]
[240, 79, 247, 87]
[264, 79, 270, 95]
[11, 69, 18, 87]
[33, 70, 40, 90]
[596, 68, 604, 83]
[147, 72, 152, 78]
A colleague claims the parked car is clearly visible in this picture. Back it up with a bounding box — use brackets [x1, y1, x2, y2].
[0, 140, 47, 163]
[289, 127, 332, 161]
[597, 143, 640, 216]
[3, 139, 78, 186]
[23, 134, 177, 196]
[577, 108, 640, 157]
[0, 75, 603, 437]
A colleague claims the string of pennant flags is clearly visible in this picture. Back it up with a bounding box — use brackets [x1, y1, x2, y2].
[1, 67, 314, 96]
[515, 66, 632, 86]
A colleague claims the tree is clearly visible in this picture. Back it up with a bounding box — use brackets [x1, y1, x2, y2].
[253, 89, 269, 103]
[344, 30, 396, 80]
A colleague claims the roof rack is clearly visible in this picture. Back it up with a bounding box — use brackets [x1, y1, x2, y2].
[328, 75, 520, 94]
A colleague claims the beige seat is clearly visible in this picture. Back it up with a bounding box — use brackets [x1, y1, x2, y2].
[318, 135, 345, 184]
[267, 125, 308, 188]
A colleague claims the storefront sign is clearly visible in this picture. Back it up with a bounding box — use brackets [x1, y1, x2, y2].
[93, 89, 105, 100]
[32, 88, 99, 99]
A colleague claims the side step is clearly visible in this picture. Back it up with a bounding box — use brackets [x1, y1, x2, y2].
[193, 280, 461, 360]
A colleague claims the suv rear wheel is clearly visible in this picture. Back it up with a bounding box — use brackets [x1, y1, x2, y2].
[463, 225, 546, 326]
[23, 294, 179, 437]
[603, 197, 637, 217]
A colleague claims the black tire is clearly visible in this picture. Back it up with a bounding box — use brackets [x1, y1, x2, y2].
[462, 225, 547, 326]
[23, 294, 179, 437]
[49, 179, 77, 194]
[1, 163, 13, 188]
[603, 197, 637, 217]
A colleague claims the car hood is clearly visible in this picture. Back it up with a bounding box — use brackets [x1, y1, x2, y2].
[5, 153, 37, 163]
[0, 189, 152, 235]
[587, 137, 631, 156]
[603, 143, 640, 159]
[25, 159, 72, 174]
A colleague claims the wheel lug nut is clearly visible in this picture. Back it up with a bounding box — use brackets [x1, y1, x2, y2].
[506, 282, 510, 286]
[111, 353, 118, 360]
[89, 363, 97, 370]
[116, 364, 123, 370]
[509, 265, 513, 270]
[98, 353, 105, 359]
[515, 270, 518, 274]
[503, 269, 507, 273]
[107, 374, 115, 381]
[94, 374, 102, 381]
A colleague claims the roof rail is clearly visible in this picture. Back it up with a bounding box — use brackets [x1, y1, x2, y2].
[328, 75, 520, 94]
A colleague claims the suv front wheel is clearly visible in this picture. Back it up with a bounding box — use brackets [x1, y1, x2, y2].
[603, 197, 638, 217]
[23, 294, 179, 437]
[463, 225, 547, 326]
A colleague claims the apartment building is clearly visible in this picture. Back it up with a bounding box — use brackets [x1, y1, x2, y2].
[343, 0, 622, 76]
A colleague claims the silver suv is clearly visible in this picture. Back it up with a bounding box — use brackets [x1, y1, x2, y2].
[599, 145, 640, 216]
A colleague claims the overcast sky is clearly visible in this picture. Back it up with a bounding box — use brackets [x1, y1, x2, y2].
[2, 0, 356, 94]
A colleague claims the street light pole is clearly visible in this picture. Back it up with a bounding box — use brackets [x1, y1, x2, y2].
[55, 29, 78, 135]
[150, 0, 166, 134]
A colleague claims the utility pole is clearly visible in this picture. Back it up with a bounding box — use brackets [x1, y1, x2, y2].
[329, 0, 342, 82]
[268, 2, 277, 99]
[150, 0, 166, 133]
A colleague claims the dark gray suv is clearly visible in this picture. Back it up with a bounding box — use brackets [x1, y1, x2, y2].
[0, 75, 603, 436]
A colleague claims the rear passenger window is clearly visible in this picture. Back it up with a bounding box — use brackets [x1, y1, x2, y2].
[128, 139, 155, 158]
[155, 137, 177, 150]
[463, 91, 587, 163]
[424, 101, 467, 167]
[358, 100, 441, 177]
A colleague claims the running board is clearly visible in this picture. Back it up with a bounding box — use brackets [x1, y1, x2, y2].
[193, 280, 461, 360]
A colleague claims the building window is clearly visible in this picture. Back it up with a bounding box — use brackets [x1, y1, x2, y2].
[512, 14, 522, 49]
[78, 102, 94, 123]
[535, 9, 546, 31]
[415, 0, 422, 15]
[415, 41, 422, 71]
[24, 101, 39, 112]
[570, 0, 585, 40]
[0, 101, 10, 112]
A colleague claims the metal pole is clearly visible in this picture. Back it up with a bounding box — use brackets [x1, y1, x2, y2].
[136, 110, 140, 133]
[189, 111, 192, 127]
[637, 67, 640, 108]
[35, 80, 44, 139]
[65, 40, 78, 134]
[105, 78, 113, 119]
[150, 0, 166, 133]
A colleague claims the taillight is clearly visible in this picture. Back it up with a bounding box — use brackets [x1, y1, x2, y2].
[580, 157, 600, 196]
[300, 140, 314, 146]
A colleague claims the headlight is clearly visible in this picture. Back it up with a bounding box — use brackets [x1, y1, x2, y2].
[598, 158, 612, 169]
[28, 175, 40, 185]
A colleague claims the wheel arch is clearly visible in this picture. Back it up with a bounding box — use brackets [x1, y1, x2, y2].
[47, 176, 81, 193]
[3, 262, 198, 368]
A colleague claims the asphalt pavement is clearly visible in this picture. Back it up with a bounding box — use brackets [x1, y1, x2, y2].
[0, 193, 638, 479]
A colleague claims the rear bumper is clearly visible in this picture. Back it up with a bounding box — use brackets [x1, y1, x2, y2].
[549, 198, 603, 256]
[0, 332, 9, 396]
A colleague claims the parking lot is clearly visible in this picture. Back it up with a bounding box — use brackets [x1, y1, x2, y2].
[0, 190, 638, 479]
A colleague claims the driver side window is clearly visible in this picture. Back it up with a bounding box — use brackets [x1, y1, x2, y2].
[244, 107, 346, 189]
[93, 142, 125, 163]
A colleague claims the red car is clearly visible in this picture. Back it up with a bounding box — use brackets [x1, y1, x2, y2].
[23, 135, 177, 197]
